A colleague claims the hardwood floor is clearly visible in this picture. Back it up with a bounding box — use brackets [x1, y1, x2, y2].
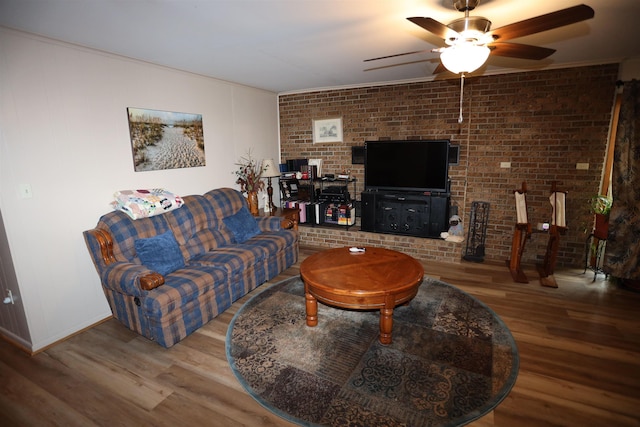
[1, 245, 639, 426]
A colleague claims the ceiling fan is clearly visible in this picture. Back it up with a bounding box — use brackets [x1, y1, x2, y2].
[365, 1, 595, 75]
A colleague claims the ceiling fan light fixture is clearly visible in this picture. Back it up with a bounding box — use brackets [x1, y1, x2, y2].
[440, 44, 490, 74]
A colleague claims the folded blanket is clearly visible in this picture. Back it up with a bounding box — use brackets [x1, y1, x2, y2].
[112, 189, 184, 220]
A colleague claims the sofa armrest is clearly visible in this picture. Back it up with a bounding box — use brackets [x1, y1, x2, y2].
[88, 228, 117, 265]
[279, 217, 298, 231]
[102, 262, 165, 296]
[85, 228, 165, 294]
[256, 213, 298, 232]
[256, 216, 282, 232]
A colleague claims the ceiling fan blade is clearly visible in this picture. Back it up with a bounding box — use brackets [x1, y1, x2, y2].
[489, 42, 556, 60]
[364, 49, 432, 62]
[490, 4, 594, 42]
[407, 17, 459, 40]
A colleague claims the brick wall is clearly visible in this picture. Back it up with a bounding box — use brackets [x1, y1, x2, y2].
[279, 64, 619, 267]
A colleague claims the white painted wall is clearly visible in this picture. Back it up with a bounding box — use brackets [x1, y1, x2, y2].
[0, 28, 280, 351]
[619, 57, 640, 81]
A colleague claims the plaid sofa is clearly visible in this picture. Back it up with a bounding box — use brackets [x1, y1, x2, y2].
[83, 188, 299, 347]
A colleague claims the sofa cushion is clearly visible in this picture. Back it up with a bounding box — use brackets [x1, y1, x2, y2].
[165, 195, 230, 262]
[97, 210, 171, 262]
[204, 188, 247, 219]
[134, 230, 185, 276]
[189, 244, 265, 274]
[247, 229, 298, 247]
[142, 265, 228, 317]
[223, 206, 261, 243]
[188, 245, 267, 301]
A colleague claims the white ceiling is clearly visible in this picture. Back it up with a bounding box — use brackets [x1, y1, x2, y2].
[1, 0, 639, 94]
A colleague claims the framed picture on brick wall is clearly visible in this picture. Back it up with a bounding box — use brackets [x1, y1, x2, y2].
[313, 117, 343, 143]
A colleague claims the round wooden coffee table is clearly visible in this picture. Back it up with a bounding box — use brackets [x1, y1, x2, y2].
[300, 246, 424, 344]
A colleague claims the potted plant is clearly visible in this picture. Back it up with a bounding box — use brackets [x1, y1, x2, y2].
[589, 194, 612, 240]
[234, 151, 265, 215]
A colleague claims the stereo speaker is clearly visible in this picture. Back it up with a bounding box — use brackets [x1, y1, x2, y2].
[449, 145, 460, 165]
[429, 196, 449, 236]
[360, 192, 376, 231]
[351, 146, 365, 164]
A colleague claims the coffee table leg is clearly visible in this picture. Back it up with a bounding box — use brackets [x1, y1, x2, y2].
[305, 292, 318, 327]
[379, 308, 393, 344]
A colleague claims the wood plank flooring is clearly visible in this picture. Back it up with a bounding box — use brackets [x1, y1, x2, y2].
[1, 245, 639, 426]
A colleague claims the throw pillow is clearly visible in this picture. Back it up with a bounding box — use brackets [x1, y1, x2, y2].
[223, 206, 261, 243]
[134, 230, 185, 276]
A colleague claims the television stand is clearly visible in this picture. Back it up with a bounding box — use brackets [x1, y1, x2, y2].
[360, 191, 449, 239]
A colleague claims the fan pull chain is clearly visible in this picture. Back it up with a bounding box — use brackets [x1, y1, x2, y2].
[458, 73, 465, 124]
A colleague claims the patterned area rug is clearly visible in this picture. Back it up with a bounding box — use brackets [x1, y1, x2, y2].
[226, 277, 519, 426]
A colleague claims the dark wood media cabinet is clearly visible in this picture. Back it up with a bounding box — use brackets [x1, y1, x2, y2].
[360, 191, 449, 239]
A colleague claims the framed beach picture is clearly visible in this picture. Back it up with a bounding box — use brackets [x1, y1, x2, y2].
[127, 107, 205, 172]
[312, 117, 343, 144]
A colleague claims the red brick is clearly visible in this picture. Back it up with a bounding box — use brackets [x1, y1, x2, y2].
[279, 64, 618, 268]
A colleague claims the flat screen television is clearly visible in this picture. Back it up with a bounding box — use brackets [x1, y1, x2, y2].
[365, 139, 450, 193]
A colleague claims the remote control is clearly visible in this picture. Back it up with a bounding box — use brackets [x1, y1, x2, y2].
[349, 247, 365, 253]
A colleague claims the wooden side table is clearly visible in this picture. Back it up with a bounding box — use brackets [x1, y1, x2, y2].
[259, 207, 299, 230]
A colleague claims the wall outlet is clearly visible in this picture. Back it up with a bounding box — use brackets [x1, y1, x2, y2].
[576, 163, 589, 170]
[500, 162, 511, 168]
